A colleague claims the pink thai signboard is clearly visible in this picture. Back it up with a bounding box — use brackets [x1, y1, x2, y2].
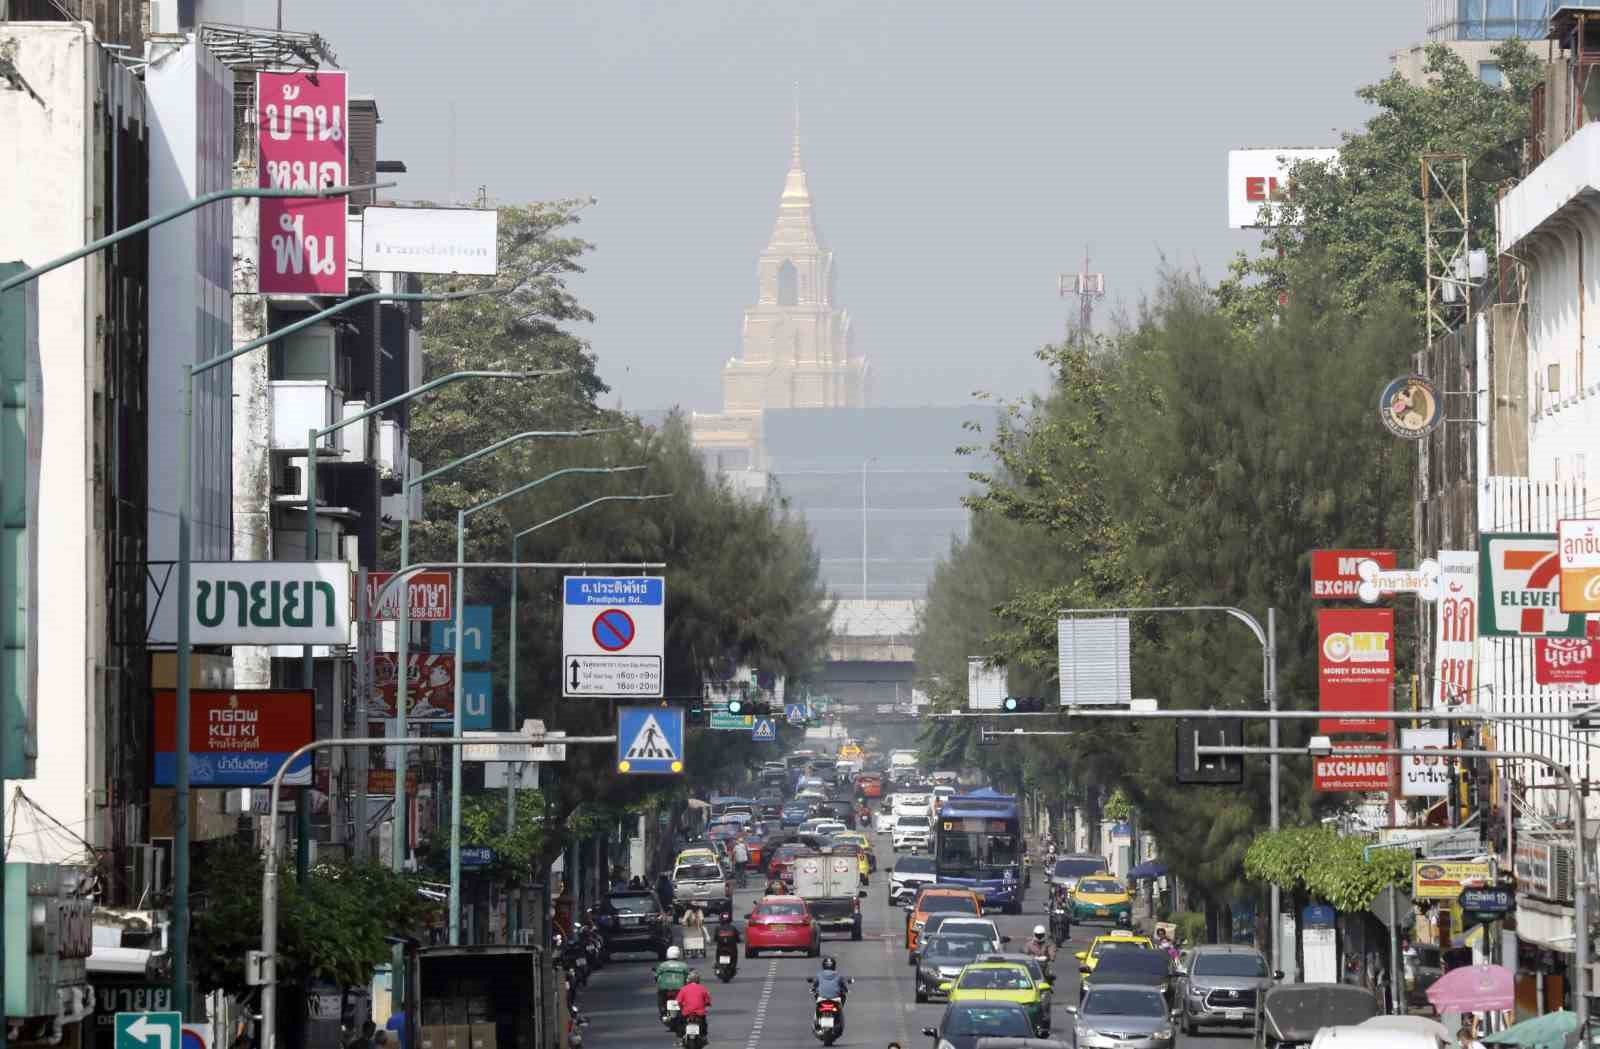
[257, 71, 348, 295]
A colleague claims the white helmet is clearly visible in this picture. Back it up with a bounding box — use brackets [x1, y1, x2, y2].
[667, 946, 682, 960]
[1032, 925, 1047, 938]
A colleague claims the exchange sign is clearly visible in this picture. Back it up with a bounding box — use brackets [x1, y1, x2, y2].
[1312, 747, 1393, 793]
[1310, 549, 1397, 600]
[1317, 608, 1394, 735]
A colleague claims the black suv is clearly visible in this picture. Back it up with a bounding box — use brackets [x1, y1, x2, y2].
[592, 890, 672, 959]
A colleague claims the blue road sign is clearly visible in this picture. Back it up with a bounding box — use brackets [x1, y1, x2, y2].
[461, 670, 492, 730]
[116, 1013, 182, 1049]
[617, 705, 684, 774]
[460, 846, 495, 868]
[751, 717, 777, 742]
[430, 605, 492, 663]
[784, 703, 807, 724]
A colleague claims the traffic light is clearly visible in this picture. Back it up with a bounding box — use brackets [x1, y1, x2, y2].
[687, 703, 706, 726]
[1001, 696, 1045, 713]
[1175, 717, 1244, 785]
[726, 697, 774, 717]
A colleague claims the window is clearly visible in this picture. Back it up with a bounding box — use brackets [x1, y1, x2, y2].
[1193, 953, 1269, 978]
[1479, 62, 1504, 87]
[777, 260, 798, 306]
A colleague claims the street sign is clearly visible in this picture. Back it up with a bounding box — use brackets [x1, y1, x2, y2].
[751, 717, 777, 742]
[563, 577, 665, 697]
[1459, 886, 1514, 916]
[617, 706, 683, 774]
[461, 670, 492, 731]
[709, 710, 753, 731]
[463, 721, 566, 763]
[1371, 885, 1415, 930]
[430, 604, 492, 663]
[116, 1013, 182, 1049]
[1175, 717, 1244, 785]
[366, 570, 453, 622]
[785, 702, 808, 724]
[460, 846, 495, 868]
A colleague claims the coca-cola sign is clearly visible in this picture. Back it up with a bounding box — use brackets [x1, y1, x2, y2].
[1535, 623, 1600, 685]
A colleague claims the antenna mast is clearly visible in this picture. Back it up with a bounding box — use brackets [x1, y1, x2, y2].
[1058, 248, 1106, 339]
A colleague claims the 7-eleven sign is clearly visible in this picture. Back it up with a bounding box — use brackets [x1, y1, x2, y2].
[1479, 533, 1587, 637]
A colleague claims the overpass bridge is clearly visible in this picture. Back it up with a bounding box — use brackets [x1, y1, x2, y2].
[820, 598, 920, 712]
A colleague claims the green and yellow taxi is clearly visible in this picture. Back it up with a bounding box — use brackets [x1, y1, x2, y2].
[1075, 932, 1154, 972]
[1069, 875, 1133, 925]
[940, 961, 1051, 1036]
[834, 830, 877, 873]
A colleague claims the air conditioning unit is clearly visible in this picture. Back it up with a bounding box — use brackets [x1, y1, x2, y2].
[1551, 843, 1577, 901]
[272, 456, 308, 501]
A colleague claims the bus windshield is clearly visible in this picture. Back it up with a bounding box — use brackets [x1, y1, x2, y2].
[937, 814, 1022, 880]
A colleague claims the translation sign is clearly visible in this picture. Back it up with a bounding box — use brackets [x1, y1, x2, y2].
[563, 577, 665, 697]
[257, 71, 348, 295]
[366, 570, 453, 622]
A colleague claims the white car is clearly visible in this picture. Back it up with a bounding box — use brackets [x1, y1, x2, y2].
[875, 809, 899, 833]
[813, 820, 849, 837]
[893, 814, 932, 852]
[889, 856, 938, 904]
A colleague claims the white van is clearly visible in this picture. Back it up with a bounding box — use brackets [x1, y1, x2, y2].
[1309, 1015, 1448, 1049]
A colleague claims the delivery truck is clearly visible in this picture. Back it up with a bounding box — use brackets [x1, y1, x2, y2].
[410, 945, 547, 1049]
[791, 851, 863, 941]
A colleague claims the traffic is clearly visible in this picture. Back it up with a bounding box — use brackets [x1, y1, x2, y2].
[566, 744, 1267, 1049]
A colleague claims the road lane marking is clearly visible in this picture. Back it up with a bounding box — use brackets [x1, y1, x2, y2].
[743, 959, 778, 1049]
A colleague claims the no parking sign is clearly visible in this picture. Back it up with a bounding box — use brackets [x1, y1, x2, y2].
[562, 576, 665, 697]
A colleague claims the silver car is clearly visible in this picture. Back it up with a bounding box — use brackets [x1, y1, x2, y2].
[1066, 983, 1176, 1049]
[1174, 944, 1277, 1035]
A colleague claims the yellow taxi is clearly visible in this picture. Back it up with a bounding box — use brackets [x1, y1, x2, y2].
[674, 846, 723, 871]
[839, 742, 864, 761]
[1068, 875, 1134, 926]
[833, 830, 877, 873]
[942, 962, 1051, 1036]
[1074, 932, 1154, 972]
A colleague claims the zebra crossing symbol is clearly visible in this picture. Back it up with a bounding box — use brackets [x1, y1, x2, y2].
[616, 706, 684, 775]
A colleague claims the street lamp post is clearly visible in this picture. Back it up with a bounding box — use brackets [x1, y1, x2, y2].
[1055, 605, 1278, 970]
[387, 428, 618, 875]
[1, 178, 392, 1022]
[296, 371, 563, 863]
[447, 467, 652, 942]
[173, 285, 502, 1015]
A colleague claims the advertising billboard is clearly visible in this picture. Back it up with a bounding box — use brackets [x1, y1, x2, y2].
[1310, 549, 1397, 600]
[1479, 533, 1586, 637]
[1227, 147, 1338, 229]
[147, 561, 351, 645]
[1534, 630, 1600, 685]
[1317, 607, 1394, 734]
[360, 206, 499, 276]
[1434, 551, 1479, 706]
[1412, 860, 1491, 900]
[373, 654, 455, 722]
[1312, 748, 1393, 792]
[365, 570, 453, 622]
[1398, 728, 1451, 797]
[153, 689, 313, 786]
[257, 70, 349, 295]
[1558, 518, 1600, 613]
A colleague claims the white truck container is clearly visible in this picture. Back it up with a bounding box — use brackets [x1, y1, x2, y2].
[791, 851, 863, 940]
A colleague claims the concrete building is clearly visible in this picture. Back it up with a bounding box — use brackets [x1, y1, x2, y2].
[1392, 0, 1560, 85]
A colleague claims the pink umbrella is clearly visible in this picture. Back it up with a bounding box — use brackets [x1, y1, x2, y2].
[1426, 963, 1515, 1013]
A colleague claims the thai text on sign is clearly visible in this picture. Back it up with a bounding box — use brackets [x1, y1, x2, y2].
[257, 71, 348, 295]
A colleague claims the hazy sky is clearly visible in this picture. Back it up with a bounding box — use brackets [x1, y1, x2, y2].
[221, 1, 1424, 412]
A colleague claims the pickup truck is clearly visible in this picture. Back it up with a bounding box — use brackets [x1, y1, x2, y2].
[671, 859, 732, 920]
[790, 851, 863, 941]
[409, 944, 542, 1049]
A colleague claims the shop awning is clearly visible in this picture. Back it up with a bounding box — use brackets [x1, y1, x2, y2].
[1426, 963, 1515, 1013]
[1481, 1009, 1579, 1049]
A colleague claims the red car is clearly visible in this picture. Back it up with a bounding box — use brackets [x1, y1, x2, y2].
[744, 896, 821, 958]
[855, 772, 883, 799]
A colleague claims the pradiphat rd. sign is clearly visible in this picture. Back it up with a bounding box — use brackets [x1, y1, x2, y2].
[149, 562, 350, 645]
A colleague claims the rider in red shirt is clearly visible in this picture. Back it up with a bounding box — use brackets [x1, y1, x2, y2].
[675, 972, 712, 1038]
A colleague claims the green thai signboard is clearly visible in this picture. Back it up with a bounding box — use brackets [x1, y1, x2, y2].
[0, 263, 39, 779]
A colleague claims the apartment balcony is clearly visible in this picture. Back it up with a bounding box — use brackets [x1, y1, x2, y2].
[269, 381, 340, 453]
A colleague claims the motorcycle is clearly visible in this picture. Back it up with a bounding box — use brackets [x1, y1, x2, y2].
[1048, 889, 1072, 947]
[557, 932, 591, 989]
[680, 1013, 707, 1049]
[714, 944, 737, 983]
[812, 997, 844, 1045]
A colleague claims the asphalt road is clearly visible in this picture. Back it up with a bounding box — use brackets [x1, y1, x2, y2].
[580, 831, 1248, 1049]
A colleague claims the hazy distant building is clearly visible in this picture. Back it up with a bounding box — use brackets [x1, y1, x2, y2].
[692, 128, 869, 471]
[1392, 0, 1558, 85]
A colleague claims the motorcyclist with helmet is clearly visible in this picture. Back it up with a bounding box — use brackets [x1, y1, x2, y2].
[653, 946, 691, 1021]
[808, 956, 851, 1035]
[713, 913, 741, 976]
[1024, 925, 1057, 981]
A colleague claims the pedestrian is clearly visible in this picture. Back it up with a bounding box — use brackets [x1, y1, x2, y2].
[346, 1021, 376, 1049]
[1456, 1021, 1486, 1049]
[385, 1010, 408, 1049]
[656, 870, 675, 912]
[373, 1033, 390, 1049]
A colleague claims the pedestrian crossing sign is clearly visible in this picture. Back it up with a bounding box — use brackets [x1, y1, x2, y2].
[616, 706, 684, 775]
[751, 717, 777, 742]
[785, 703, 807, 724]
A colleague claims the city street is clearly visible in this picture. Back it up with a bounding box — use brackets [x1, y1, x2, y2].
[582, 832, 1243, 1049]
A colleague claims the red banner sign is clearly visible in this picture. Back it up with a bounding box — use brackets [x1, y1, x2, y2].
[1310, 549, 1398, 600]
[1318, 607, 1394, 734]
[373, 653, 455, 721]
[153, 689, 314, 786]
[257, 71, 348, 295]
[1535, 623, 1600, 685]
[1313, 748, 1394, 792]
[365, 571, 454, 622]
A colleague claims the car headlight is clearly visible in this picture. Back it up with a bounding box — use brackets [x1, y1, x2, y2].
[911, 920, 926, 930]
[1156, 1028, 1174, 1041]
